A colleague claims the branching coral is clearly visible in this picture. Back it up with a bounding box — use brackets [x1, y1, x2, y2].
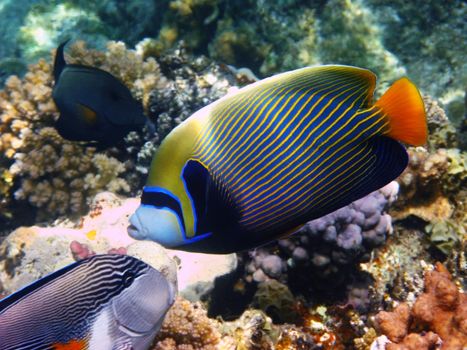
[10, 127, 130, 219]
[375, 263, 467, 350]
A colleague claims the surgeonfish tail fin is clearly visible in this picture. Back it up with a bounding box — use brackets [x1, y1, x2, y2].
[53, 39, 70, 82]
[375, 77, 427, 146]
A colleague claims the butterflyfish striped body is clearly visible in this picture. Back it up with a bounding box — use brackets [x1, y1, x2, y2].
[0, 254, 175, 350]
[128, 65, 427, 254]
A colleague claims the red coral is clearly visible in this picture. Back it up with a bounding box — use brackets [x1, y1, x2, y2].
[376, 263, 467, 350]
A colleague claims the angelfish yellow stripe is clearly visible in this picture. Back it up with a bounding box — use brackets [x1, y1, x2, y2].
[193, 87, 265, 155]
[281, 147, 378, 223]
[252, 146, 376, 230]
[204, 73, 332, 167]
[220, 77, 362, 182]
[231, 84, 369, 193]
[201, 68, 360, 164]
[239, 106, 384, 212]
[243, 118, 384, 227]
[196, 74, 314, 160]
[242, 117, 387, 224]
[259, 151, 377, 231]
[215, 81, 324, 179]
[242, 140, 371, 226]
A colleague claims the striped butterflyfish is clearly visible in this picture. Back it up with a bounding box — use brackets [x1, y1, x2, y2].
[0, 254, 175, 350]
[128, 65, 427, 254]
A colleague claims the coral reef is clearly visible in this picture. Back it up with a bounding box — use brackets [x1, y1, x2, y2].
[319, 0, 405, 91]
[10, 127, 130, 219]
[140, 0, 408, 87]
[252, 279, 299, 324]
[0, 1, 167, 66]
[375, 263, 467, 350]
[360, 228, 429, 306]
[153, 297, 222, 349]
[154, 296, 349, 349]
[131, 42, 240, 173]
[391, 98, 466, 255]
[0, 192, 179, 294]
[145, 43, 237, 138]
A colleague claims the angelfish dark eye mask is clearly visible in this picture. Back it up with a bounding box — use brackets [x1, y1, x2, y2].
[141, 187, 186, 234]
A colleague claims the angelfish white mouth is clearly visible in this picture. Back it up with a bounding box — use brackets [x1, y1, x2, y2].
[127, 213, 144, 240]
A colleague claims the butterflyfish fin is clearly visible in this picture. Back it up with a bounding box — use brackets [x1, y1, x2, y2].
[375, 77, 427, 146]
[182, 159, 240, 235]
[76, 103, 98, 125]
[53, 39, 70, 81]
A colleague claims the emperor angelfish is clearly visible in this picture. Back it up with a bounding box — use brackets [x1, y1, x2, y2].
[128, 65, 427, 254]
[0, 254, 175, 350]
[52, 40, 146, 147]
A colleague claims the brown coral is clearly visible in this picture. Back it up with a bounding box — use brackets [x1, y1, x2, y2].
[376, 303, 411, 343]
[385, 332, 441, 350]
[376, 263, 467, 350]
[153, 297, 221, 349]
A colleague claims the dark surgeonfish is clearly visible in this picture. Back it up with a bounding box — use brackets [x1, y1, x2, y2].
[128, 65, 427, 254]
[52, 41, 146, 147]
[0, 254, 175, 350]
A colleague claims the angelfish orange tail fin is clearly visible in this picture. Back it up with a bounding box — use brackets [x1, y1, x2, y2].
[375, 77, 427, 146]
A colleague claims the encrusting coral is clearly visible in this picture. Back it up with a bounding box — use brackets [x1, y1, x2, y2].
[391, 97, 466, 255]
[375, 263, 467, 350]
[153, 297, 222, 349]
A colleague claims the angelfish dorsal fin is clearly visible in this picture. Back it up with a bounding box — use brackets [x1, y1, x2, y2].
[210, 65, 378, 121]
[53, 40, 70, 81]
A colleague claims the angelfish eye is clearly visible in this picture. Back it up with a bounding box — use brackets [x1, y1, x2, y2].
[141, 187, 186, 234]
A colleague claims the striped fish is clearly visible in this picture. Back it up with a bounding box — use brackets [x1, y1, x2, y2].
[128, 65, 427, 253]
[0, 254, 175, 350]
